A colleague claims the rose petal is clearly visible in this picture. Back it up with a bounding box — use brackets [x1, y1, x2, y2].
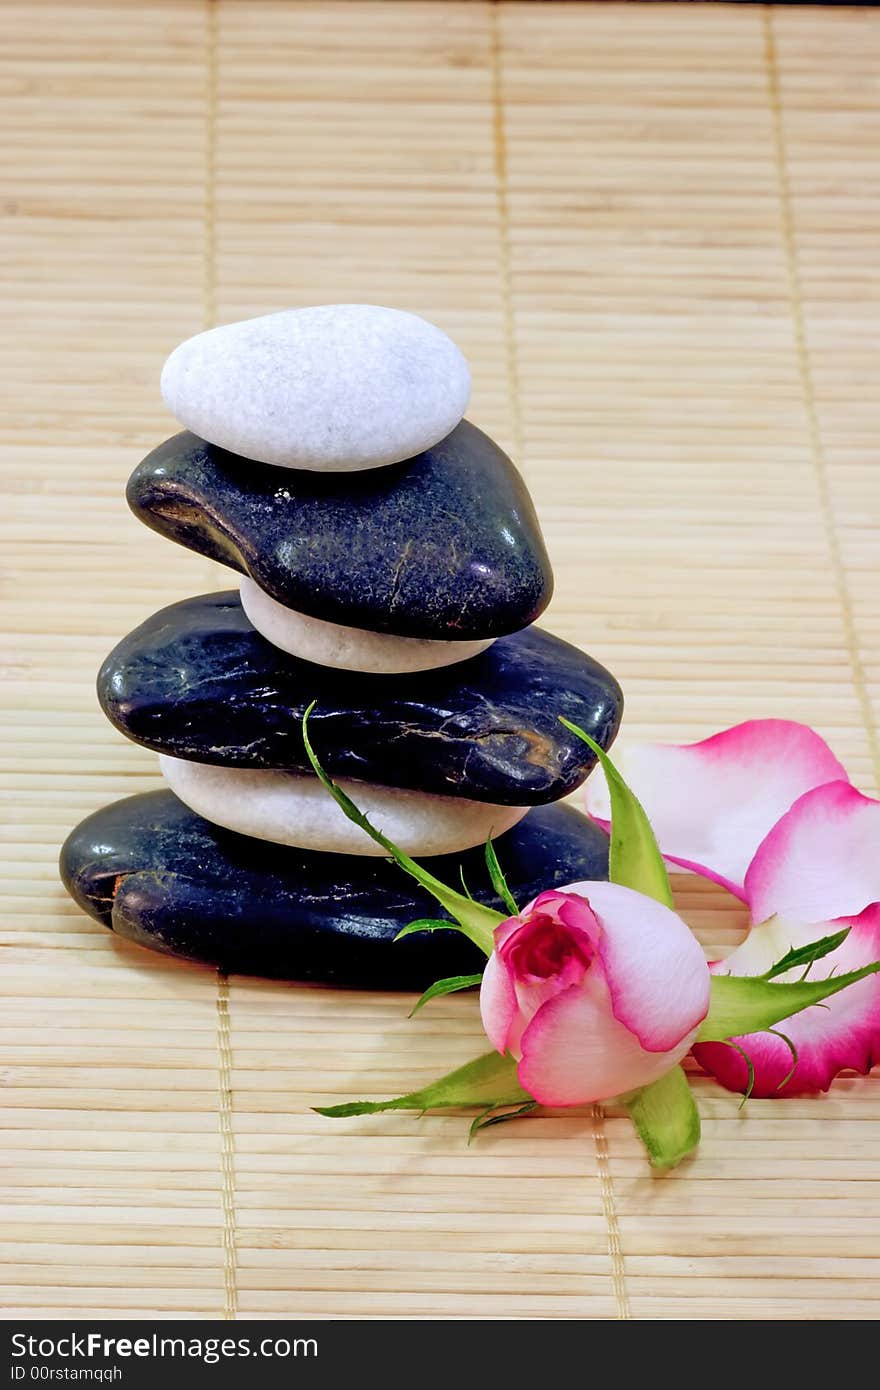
[491, 892, 590, 954]
[745, 781, 880, 925]
[585, 721, 849, 899]
[479, 949, 518, 1054]
[493, 914, 523, 951]
[560, 879, 710, 1052]
[517, 973, 700, 1106]
[500, 894, 601, 1056]
[693, 904, 880, 1096]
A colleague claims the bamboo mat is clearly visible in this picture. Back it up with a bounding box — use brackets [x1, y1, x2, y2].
[2, 0, 879, 1321]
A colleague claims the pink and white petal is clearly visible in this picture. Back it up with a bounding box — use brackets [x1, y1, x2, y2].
[517, 973, 699, 1106]
[479, 951, 518, 1055]
[554, 893, 603, 940]
[560, 879, 710, 1052]
[527, 889, 577, 916]
[714, 905, 880, 983]
[511, 961, 588, 1038]
[694, 904, 880, 1097]
[708, 912, 812, 978]
[502, 899, 600, 1054]
[492, 913, 524, 951]
[491, 893, 593, 955]
[745, 781, 880, 926]
[584, 721, 849, 899]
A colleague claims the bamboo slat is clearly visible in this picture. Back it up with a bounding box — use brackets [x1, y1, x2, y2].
[1, 0, 878, 1320]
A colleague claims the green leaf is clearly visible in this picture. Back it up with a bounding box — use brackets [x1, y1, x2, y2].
[762, 927, 851, 981]
[485, 836, 519, 916]
[393, 918, 457, 942]
[468, 1100, 537, 1143]
[558, 717, 673, 908]
[623, 1065, 701, 1170]
[315, 1050, 531, 1119]
[303, 703, 502, 956]
[697, 962, 880, 1042]
[409, 974, 483, 1017]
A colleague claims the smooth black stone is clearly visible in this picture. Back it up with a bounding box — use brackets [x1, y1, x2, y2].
[126, 423, 553, 640]
[98, 591, 622, 806]
[60, 791, 610, 989]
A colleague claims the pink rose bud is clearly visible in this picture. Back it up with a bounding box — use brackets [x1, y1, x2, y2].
[480, 884, 710, 1106]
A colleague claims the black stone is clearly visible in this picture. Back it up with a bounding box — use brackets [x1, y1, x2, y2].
[126, 423, 553, 640]
[60, 791, 610, 989]
[98, 591, 622, 806]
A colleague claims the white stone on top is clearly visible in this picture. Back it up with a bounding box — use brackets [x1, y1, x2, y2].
[159, 755, 528, 858]
[239, 577, 494, 674]
[160, 304, 471, 472]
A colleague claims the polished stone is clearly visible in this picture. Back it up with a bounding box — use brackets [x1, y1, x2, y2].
[160, 305, 471, 472]
[239, 576, 494, 673]
[59, 791, 610, 988]
[126, 422, 553, 640]
[98, 591, 623, 806]
[160, 754, 529, 857]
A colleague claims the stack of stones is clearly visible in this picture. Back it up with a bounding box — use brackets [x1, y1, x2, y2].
[61, 306, 622, 989]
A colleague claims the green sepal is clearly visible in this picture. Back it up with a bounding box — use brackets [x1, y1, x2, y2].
[314, 1050, 531, 1119]
[558, 717, 673, 908]
[468, 1100, 538, 1143]
[767, 1029, 799, 1092]
[393, 919, 458, 941]
[409, 974, 483, 1017]
[303, 704, 502, 956]
[718, 1039, 756, 1108]
[762, 927, 851, 981]
[623, 1065, 701, 1170]
[485, 836, 519, 916]
[697, 962, 880, 1042]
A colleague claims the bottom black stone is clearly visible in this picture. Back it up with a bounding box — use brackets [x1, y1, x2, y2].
[60, 790, 610, 989]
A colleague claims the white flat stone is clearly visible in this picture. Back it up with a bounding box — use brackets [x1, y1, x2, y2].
[159, 755, 529, 858]
[160, 305, 471, 472]
[239, 577, 494, 674]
